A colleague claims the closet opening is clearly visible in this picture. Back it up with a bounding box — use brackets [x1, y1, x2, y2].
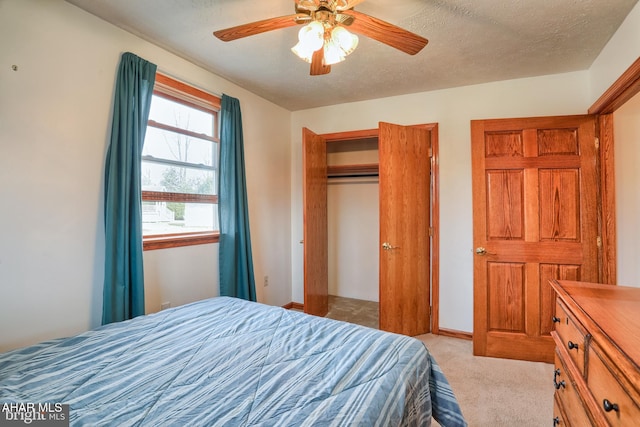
[303, 124, 440, 336]
[326, 136, 380, 328]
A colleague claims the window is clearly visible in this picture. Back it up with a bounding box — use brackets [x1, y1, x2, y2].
[142, 73, 221, 250]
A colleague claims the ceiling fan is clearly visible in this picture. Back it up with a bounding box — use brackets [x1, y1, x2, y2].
[213, 0, 428, 76]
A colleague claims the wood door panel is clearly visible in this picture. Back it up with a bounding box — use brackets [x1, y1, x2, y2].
[539, 264, 581, 281]
[539, 272, 557, 336]
[539, 169, 580, 241]
[487, 262, 525, 332]
[302, 128, 328, 317]
[379, 122, 431, 336]
[473, 115, 598, 362]
[486, 170, 524, 240]
[484, 156, 581, 169]
[537, 129, 579, 155]
[486, 332, 555, 361]
[539, 264, 581, 335]
[484, 242, 585, 262]
[485, 131, 523, 157]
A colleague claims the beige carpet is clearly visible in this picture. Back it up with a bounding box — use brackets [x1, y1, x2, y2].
[325, 295, 379, 329]
[417, 334, 554, 427]
[322, 296, 554, 426]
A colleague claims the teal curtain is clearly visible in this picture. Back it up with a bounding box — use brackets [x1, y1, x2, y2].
[102, 52, 156, 324]
[218, 94, 256, 301]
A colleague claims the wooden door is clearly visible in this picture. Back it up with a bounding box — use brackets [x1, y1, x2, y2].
[379, 122, 432, 336]
[302, 128, 329, 316]
[471, 115, 599, 362]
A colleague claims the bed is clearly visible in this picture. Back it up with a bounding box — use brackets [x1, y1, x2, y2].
[0, 297, 466, 426]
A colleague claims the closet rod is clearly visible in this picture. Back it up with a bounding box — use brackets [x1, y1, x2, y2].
[327, 163, 378, 178]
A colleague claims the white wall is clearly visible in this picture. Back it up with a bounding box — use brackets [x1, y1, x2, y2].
[291, 72, 590, 333]
[328, 178, 379, 301]
[589, 3, 640, 286]
[0, 0, 292, 351]
[613, 92, 640, 286]
[143, 245, 219, 313]
[587, 0, 640, 287]
[588, 2, 640, 105]
[326, 140, 379, 301]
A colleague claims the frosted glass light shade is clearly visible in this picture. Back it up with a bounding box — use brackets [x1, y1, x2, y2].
[323, 40, 346, 65]
[331, 26, 358, 55]
[292, 21, 325, 62]
[298, 21, 324, 51]
[291, 21, 359, 66]
[291, 42, 314, 63]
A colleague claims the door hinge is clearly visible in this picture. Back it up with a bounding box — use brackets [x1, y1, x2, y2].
[597, 236, 602, 247]
[595, 137, 600, 149]
[428, 227, 433, 236]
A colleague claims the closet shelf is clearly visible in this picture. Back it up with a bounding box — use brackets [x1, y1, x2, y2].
[327, 163, 379, 178]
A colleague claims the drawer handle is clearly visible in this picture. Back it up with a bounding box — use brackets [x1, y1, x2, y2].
[552, 316, 561, 323]
[603, 399, 619, 413]
[553, 369, 565, 390]
[553, 369, 563, 389]
[567, 341, 579, 351]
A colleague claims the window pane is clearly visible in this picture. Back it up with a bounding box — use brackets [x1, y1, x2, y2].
[148, 95, 213, 137]
[143, 126, 216, 167]
[142, 162, 216, 195]
[142, 202, 218, 235]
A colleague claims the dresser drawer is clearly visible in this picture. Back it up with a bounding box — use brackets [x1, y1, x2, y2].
[553, 394, 567, 426]
[554, 351, 593, 426]
[588, 344, 640, 427]
[554, 300, 587, 375]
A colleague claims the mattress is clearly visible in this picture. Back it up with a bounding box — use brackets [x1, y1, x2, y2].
[0, 297, 466, 426]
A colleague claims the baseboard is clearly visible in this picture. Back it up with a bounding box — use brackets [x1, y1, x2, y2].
[282, 302, 304, 311]
[437, 328, 473, 340]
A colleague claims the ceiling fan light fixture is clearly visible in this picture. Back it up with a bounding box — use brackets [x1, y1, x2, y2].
[291, 42, 314, 63]
[298, 21, 324, 51]
[292, 22, 359, 66]
[323, 39, 346, 65]
[215, 0, 430, 76]
[331, 26, 358, 56]
[292, 21, 325, 62]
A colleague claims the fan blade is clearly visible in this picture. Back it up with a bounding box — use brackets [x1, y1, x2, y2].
[345, 10, 428, 55]
[310, 49, 331, 75]
[214, 14, 301, 42]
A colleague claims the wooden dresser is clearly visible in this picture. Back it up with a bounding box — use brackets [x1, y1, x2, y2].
[550, 280, 640, 426]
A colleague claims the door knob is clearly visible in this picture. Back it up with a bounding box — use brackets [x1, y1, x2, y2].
[382, 242, 398, 250]
[475, 247, 495, 256]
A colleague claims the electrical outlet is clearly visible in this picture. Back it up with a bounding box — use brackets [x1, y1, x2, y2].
[263, 275, 269, 287]
[161, 302, 171, 310]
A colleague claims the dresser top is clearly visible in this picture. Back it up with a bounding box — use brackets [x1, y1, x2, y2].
[552, 280, 640, 368]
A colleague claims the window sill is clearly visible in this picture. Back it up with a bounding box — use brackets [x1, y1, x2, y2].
[143, 232, 219, 251]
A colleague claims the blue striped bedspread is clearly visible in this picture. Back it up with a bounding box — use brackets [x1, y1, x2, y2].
[0, 297, 466, 426]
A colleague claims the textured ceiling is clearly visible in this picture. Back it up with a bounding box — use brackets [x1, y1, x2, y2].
[65, 0, 638, 111]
